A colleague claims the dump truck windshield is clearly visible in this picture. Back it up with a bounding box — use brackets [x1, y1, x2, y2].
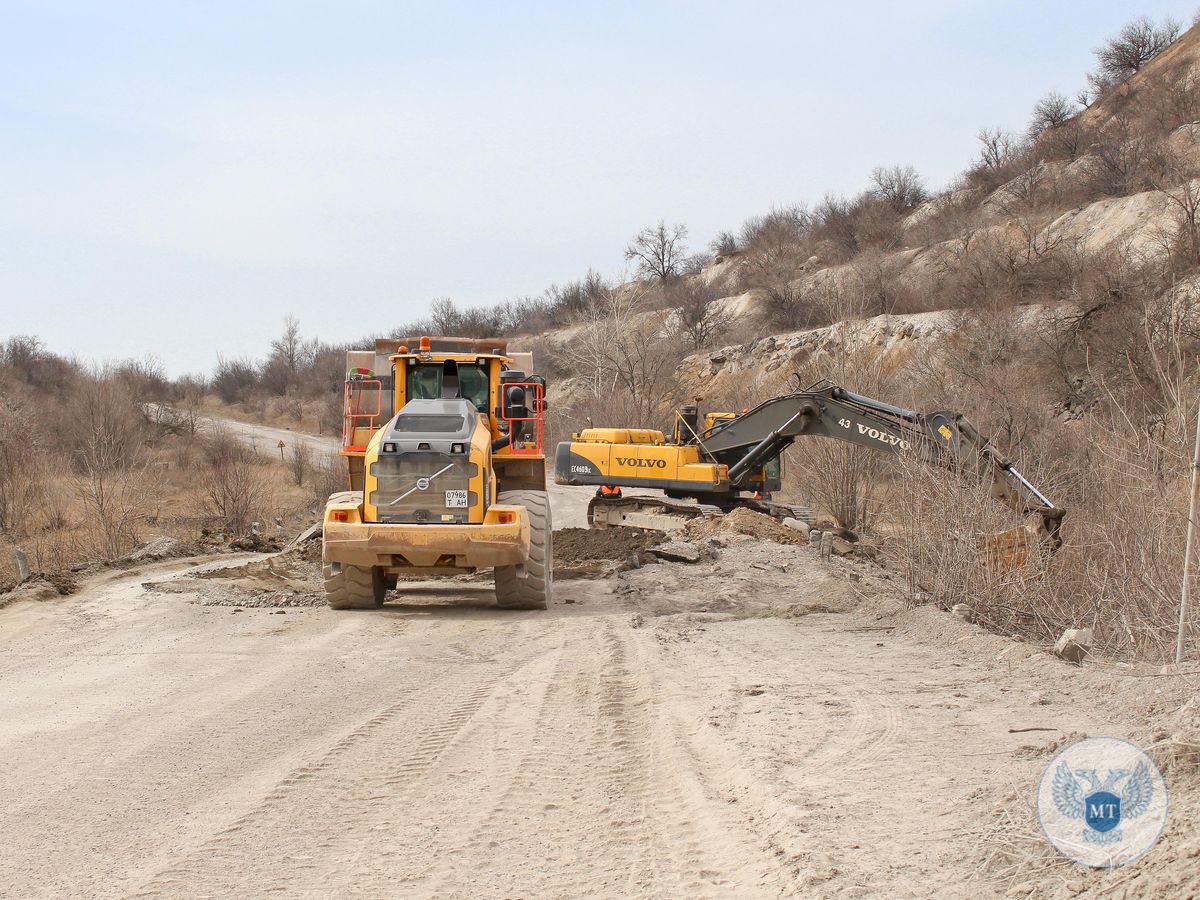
[407, 363, 489, 411]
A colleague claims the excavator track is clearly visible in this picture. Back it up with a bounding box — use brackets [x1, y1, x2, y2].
[588, 495, 814, 531]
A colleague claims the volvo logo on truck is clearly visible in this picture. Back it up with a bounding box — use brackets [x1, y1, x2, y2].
[615, 457, 667, 468]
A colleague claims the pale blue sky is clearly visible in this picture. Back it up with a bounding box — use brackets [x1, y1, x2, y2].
[2, 1, 1196, 375]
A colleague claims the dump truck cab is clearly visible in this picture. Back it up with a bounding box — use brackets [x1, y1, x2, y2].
[322, 336, 552, 610]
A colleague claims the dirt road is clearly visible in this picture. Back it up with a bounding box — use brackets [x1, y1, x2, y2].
[0, 484, 1164, 898]
[3, 416, 1186, 896]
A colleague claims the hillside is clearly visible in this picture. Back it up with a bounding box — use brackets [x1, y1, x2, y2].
[521, 20, 1200, 668]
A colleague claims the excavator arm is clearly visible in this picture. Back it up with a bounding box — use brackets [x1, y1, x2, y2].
[698, 380, 1064, 547]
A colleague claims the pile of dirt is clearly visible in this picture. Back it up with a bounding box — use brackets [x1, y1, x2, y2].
[193, 546, 322, 593]
[554, 527, 663, 563]
[553, 526, 665, 578]
[229, 533, 284, 553]
[683, 507, 809, 546]
[0, 572, 78, 609]
[124, 537, 194, 563]
[30, 571, 79, 596]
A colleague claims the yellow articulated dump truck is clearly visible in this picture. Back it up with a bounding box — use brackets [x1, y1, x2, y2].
[322, 336, 552, 610]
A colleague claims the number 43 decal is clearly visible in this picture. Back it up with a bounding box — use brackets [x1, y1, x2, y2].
[837, 418, 851, 429]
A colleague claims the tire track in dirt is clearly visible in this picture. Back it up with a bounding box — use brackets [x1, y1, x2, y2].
[403, 618, 789, 898]
[133, 625, 540, 897]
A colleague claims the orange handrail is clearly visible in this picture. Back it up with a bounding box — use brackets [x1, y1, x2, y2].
[342, 378, 383, 452]
[499, 382, 544, 456]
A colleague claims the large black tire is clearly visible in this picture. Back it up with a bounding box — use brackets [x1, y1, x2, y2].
[494, 490, 552, 610]
[323, 562, 386, 610]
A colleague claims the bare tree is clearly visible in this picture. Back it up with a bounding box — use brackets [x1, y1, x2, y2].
[1027, 91, 1079, 139]
[427, 298, 461, 334]
[869, 165, 929, 213]
[975, 128, 1022, 179]
[270, 315, 314, 373]
[1094, 15, 1181, 84]
[624, 221, 689, 282]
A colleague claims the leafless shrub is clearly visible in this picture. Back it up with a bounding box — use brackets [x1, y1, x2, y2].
[785, 350, 899, 531]
[624, 221, 689, 282]
[310, 451, 347, 504]
[870, 165, 929, 213]
[198, 427, 274, 535]
[709, 230, 741, 258]
[289, 442, 311, 487]
[757, 282, 823, 333]
[851, 200, 903, 252]
[667, 280, 732, 350]
[63, 374, 147, 474]
[1027, 91, 1090, 162]
[847, 251, 922, 316]
[1089, 109, 1155, 197]
[908, 188, 981, 247]
[114, 357, 169, 400]
[1158, 70, 1200, 132]
[213, 355, 259, 404]
[887, 278, 1200, 661]
[72, 460, 152, 560]
[0, 387, 44, 534]
[1151, 139, 1200, 267]
[558, 285, 684, 429]
[737, 206, 814, 306]
[812, 193, 861, 261]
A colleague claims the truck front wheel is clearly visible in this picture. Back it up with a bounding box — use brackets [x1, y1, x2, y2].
[494, 490, 552, 610]
[323, 562, 386, 610]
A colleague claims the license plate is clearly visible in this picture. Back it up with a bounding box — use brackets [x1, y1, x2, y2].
[444, 490, 468, 508]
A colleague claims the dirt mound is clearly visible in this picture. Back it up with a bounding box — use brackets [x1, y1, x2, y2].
[194, 547, 321, 593]
[553, 526, 665, 578]
[683, 507, 808, 546]
[554, 527, 663, 563]
[229, 533, 284, 553]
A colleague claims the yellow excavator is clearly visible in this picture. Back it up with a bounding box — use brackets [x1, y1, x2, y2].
[322, 336, 552, 610]
[555, 378, 1065, 552]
